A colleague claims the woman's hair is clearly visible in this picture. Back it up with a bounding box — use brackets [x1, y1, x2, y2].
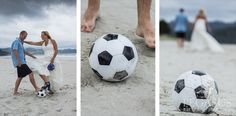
[41, 31, 52, 39]
[197, 9, 206, 19]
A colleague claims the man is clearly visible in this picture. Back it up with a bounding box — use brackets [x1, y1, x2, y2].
[11, 31, 40, 95]
[81, 0, 155, 48]
[174, 8, 188, 48]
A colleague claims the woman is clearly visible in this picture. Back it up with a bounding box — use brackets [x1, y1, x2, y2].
[25, 31, 63, 92]
[190, 9, 224, 53]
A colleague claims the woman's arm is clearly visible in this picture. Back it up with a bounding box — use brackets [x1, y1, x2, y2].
[205, 18, 211, 33]
[50, 39, 58, 64]
[191, 17, 197, 30]
[24, 41, 44, 46]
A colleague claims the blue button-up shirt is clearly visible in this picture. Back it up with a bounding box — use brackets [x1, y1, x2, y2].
[11, 38, 26, 67]
[174, 13, 188, 33]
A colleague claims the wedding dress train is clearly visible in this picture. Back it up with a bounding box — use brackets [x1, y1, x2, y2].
[190, 19, 224, 53]
[27, 40, 63, 91]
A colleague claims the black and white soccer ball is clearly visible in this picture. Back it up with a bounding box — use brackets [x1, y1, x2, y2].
[172, 70, 219, 114]
[37, 89, 47, 98]
[89, 33, 138, 82]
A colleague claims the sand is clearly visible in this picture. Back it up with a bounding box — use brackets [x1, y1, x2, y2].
[81, 0, 155, 116]
[160, 37, 236, 116]
[0, 56, 76, 115]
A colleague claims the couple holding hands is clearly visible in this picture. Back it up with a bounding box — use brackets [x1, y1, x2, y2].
[11, 31, 63, 95]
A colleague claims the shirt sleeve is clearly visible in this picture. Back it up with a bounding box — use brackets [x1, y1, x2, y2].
[12, 41, 19, 50]
[175, 15, 178, 22]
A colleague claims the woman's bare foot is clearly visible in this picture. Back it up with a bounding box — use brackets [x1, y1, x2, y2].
[81, 9, 99, 32]
[136, 22, 155, 48]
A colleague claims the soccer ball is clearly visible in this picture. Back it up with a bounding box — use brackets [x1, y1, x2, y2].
[172, 70, 219, 114]
[37, 89, 47, 98]
[89, 33, 138, 82]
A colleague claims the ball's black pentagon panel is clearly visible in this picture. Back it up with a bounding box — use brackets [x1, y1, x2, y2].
[92, 68, 103, 79]
[192, 70, 206, 76]
[204, 106, 214, 114]
[174, 79, 185, 93]
[179, 103, 192, 112]
[194, 85, 207, 99]
[98, 51, 113, 65]
[123, 46, 134, 61]
[114, 70, 128, 80]
[103, 34, 118, 41]
[89, 43, 95, 57]
[214, 81, 219, 94]
[41, 93, 44, 96]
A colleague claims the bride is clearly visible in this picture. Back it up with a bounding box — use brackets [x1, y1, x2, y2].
[25, 31, 63, 92]
[190, 9, 224, 53]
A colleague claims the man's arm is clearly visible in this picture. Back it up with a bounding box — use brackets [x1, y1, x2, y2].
[13, 49, 22, 67]
[50, 40, 58, 64]
[12, 41, 22, 67]
[25, 51, 36, 59]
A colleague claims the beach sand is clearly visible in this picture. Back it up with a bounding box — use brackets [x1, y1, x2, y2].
[160, 37, 236, 116]
[81, 0, 155, 116]
[0, 56, 76, 115]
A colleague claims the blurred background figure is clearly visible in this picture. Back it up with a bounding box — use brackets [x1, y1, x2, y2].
[174, 8, 188, 48]
[190, 9, 224, 53]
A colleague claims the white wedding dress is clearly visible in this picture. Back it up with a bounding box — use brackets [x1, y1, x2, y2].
[27, 40, 63, 91]
[190, 19, 224, 53]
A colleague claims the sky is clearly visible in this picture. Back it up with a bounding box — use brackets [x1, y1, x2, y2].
[0, 0, 76, 48]
[160, 0, 236, 23]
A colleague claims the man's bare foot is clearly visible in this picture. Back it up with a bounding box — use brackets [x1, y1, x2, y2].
[81, 9, 99, 32]
[136, 22, 155, 48]
[13, 92, 20, 96]
[36, 87, 40, 92]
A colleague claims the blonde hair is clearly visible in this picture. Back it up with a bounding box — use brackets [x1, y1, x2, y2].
[41, 31, 52, 39]
[197, 9, 206, 19]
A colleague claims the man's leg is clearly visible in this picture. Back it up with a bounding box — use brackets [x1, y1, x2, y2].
[136, 0, 155, 48]
[28, 73, 40, 92]
[81, 0, 100, 32]
[180, 38, 184, 47]
[177, 38, 182, 48]
[13, 77, 22, 95]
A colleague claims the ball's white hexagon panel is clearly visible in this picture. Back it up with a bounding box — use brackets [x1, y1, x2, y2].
[110, 54, 129, 72]
[89, 52, 100, 69]
[184, 74, 202, 89]
[92, 38, 108, 55]
[106, 40, 125, 56]
[96, 65, 116, 81]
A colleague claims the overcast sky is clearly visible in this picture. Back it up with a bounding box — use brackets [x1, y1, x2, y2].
[0, 0, 76, 48]
[160, 0, 236, 23]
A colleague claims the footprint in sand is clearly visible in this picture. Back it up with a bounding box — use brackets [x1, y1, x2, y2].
[5, 100, 11, 104]
[56, 108, 63, 112]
